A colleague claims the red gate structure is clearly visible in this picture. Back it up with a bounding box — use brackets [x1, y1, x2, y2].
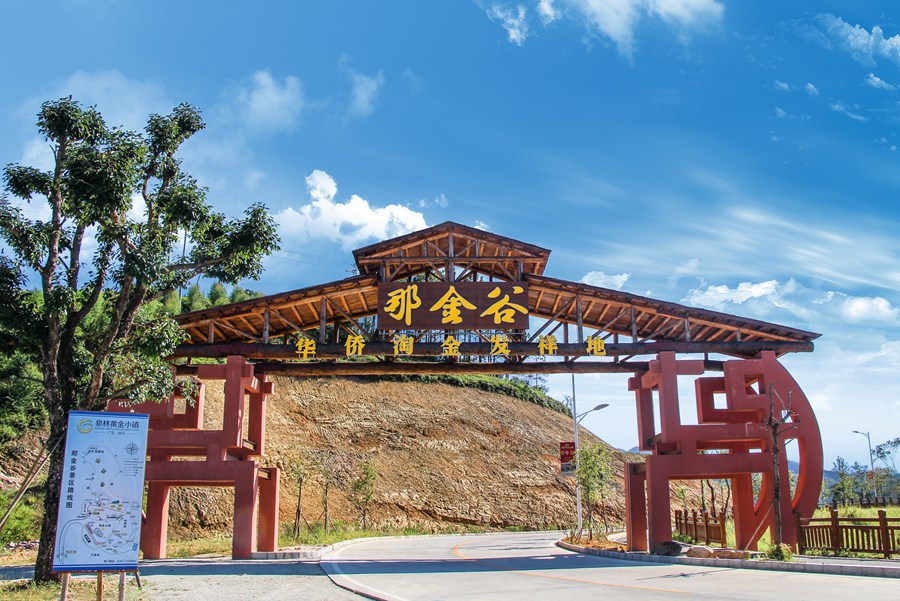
[158, 221, 822, 556]
[108, 357, 279, 559]
[625, 351, 822, 551]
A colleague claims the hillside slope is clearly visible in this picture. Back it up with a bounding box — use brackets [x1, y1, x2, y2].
[1, 377, 655, 539]
[168, 376, 638, 535]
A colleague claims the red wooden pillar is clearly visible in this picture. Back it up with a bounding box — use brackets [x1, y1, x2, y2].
[777, 447, 799, 548]
[625, 463, 647, 551]
[731, 473, 756, 550]
[142, 482, 170, 559]
[258, 468, 280, 552]
[646, 459, 672, 548]
[232, 462, 260, 558]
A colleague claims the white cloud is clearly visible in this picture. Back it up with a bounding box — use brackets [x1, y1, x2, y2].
[127, 193, 147, 222]
[276, 170, 427, 249]
[840, 296, 900, 324]
[482, 0, 723, 57]
[474, 220, 491, 231]
[866, 72, 896, 91]
[668, 257, 701, 286]
[829, 101, 867, 122]
[348, 69, 386, 118]
[244, 169, 266, 191]
[686, 279, 779, 309]
[684, 277, 900, 331]
[20, 137, 55, 172]
[805, 82, 819, 96]
[645, 0, 723, 29]
[13, 70, 172, 222]
[566, 0, 643, 57]
[486, 4, 530, 46]
[537, 0, 560, 25]
[775, 107, 789, 119]
[22, 69, 170, 132]
[815, 14, 900, 67]
[402, 67, 424, 93]
[418, 194, 449, 209]
[581, 270, 630, 290]
[774, 80, 791, 91]
[236, 70, 304, 134]
[684, 167, 732, 194]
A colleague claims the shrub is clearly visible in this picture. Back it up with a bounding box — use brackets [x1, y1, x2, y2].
[762, 541, 794, 562]
[0, 489, 43, 545]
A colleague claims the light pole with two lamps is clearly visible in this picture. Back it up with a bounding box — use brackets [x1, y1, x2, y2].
[571, 373, 608, 537]
[852, 430, 878, 498]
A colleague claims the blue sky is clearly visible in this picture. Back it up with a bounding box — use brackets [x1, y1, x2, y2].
[2, 1, 899, 469]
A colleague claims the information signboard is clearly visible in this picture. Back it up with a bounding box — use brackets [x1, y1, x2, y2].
[560, 441, 576, 477]
[52, 411, 148, 573]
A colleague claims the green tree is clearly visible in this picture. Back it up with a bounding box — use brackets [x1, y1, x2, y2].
[828, 456, 857, 503]
[0, 98, 279, 582]
[161, 290, 182, 315]
[873, 437, 899, 472]
[576, 443, 614, 538]
[349, 458, 377, 529]
[208, 281, 229, 306]
[229, 285, 260, 304]
[182, 283, 209, 313]
[0, 350, 46, 443]
[287, 453, 315, 538]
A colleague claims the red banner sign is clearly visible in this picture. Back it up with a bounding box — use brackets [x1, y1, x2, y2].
[377, 282, 529, 330]
[560, 441, 576, 476]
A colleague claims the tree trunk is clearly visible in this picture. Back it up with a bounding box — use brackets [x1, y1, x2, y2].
[723, 479, 732, 520]
[293, 477, 304, 538]
[707, 480, 717, 517]
[323, 481, 330, 534]
[34, 410, 67, 583]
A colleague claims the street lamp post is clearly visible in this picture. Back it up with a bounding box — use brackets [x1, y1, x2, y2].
[571, 373, 609, 537]
[852, 430, 878, 498]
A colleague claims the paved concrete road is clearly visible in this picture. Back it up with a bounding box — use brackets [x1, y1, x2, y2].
[1, 558, 362, 601]
[321, 531, 900, 601]
[137, 557, 364, 601]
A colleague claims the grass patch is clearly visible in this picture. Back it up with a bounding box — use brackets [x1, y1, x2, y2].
[0, 488, 44, 547]
[165, 532, 233, 558]
[279, 520, 475, 547]
[812, 506, 900, 519]
[0, 578, 146, 601]
[365, 374, 570, 415]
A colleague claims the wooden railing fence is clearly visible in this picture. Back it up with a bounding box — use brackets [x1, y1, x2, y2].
[674, 510, 727, 548]
[796, 509, 899, 559]
[817, 496, 900, 509]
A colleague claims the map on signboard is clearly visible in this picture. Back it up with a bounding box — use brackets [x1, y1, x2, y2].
[53, 411, 148, 572]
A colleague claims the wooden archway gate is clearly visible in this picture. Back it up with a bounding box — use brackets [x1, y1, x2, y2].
[128, 222, 823, 558]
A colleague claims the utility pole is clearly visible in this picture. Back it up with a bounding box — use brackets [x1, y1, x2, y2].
[570, 373, 608, 539]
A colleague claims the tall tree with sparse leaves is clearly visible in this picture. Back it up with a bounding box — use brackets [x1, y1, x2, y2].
[0, 98, 279, 582]
[349, 458, 377, 529]
[576, 443, 615, 538]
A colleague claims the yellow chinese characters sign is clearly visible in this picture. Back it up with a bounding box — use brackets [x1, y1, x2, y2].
[377, 282, 529, 330]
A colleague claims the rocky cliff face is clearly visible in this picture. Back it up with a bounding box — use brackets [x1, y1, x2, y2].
[171, 376, 636, 535]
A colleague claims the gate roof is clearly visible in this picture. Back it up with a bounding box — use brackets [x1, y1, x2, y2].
[176, 222, 819, 358]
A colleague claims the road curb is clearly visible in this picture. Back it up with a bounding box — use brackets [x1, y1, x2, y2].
[252, 529, 567, 561]
[556, 540, 900, 579]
